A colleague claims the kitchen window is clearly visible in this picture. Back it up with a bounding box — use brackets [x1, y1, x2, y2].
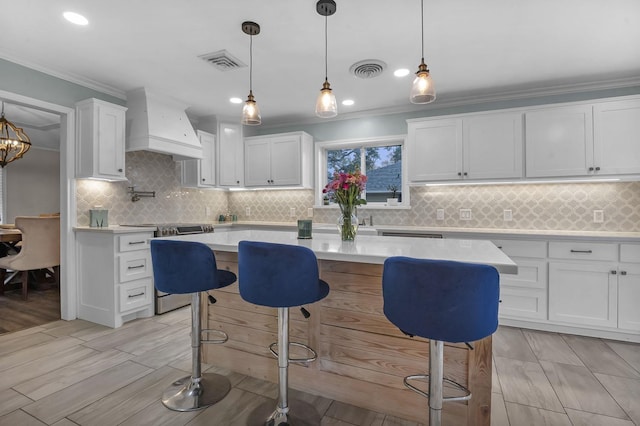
[315, 135, 409, 208]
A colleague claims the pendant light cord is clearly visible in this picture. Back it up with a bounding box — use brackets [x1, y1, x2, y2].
[324, 14, 328, 80]
[249, 34, 253, 92]
[420, 0, 425, 62]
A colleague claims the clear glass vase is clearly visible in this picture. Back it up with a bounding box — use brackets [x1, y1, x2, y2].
[337, 206, 358, 241]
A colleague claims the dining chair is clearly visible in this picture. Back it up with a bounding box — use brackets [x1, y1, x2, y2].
[0, 216, 60, 300]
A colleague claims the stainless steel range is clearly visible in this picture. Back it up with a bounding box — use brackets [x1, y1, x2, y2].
[125, 223, 215, 314]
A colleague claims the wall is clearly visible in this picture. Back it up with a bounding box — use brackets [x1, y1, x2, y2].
[226, 182, 640, 232]
[76, 151, 227, 225]
[5, 148, 60, 223]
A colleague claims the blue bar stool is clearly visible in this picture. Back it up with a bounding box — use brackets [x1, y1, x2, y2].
[150, 239, 237, 411]
[238, 241, 330, 426]
[382, 257, 500, 426]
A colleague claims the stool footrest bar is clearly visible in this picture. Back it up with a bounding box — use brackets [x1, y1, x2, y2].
[404, 374, 472, 402]
[269, 341, 317, 363]
[201, 328, 228, 344]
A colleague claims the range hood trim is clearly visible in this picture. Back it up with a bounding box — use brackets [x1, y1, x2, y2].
[126, 88, 203, 160]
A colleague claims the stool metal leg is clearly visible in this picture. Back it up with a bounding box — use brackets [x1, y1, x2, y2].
[429, 339, 444, 426]
[162, 292, 231, 411]
[247, 307, 321, 426]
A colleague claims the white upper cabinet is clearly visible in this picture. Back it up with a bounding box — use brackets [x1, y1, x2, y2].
[593, 98, 640, 175]
[407, 111, 523, 182]
[75, 98, 127, 181]
[244, 131, 313, 188]
[464, 112, 523, 179]
[408, 118, 462, 181]
[525, 104, 594, 178]
[526, 98, 640, 178]
[181, 130, 216, 188]
[217, 122, 244, 187]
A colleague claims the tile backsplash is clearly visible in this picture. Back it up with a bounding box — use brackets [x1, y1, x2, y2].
[77, 151, 640, 232]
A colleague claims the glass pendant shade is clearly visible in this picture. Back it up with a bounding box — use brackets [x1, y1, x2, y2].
[241, 90, 261, 125]
[410, 61, 436, 104]
[0, 107, 32, 167]
[315, 79, 338, 118]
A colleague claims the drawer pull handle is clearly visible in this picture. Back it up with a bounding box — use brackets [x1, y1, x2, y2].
[128, 292, 145, 298]
[570, 249, 592, 254]
[128, 241, 145, 245]
[128, 264, 145, 270]
[497, 246, 503, 249]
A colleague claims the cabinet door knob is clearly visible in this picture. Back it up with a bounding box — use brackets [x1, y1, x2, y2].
[457, 172, 462, 176]
[611, 270, 617, 274]
[588, 167, 594, 171]
[463, 172, 468, 176]
[202, 178, 205, 182]
[620, 271, 627, 275]
[595, 166, 601, 171]
[118, 168, 123, 172]
[236, 180, 240, 184]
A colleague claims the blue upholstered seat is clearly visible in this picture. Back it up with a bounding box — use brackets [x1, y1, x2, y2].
[238, 240, 329, 308]
[237, 240, 329, 425]
[382, 257, 500, 343]
[149, 239, 237, 411]
[382, 257, 500, 426]
[151, 239, 237, 294]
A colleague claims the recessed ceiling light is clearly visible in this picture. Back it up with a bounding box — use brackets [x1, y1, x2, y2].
[342, 99, 355, 106]
[394, 68, 410, 77]
[63, 11, 89, 26]
[230, 97, 243, 104]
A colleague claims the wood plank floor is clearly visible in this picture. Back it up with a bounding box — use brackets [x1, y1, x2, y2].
[0, 307, 638, 425]
[0, 287, 60, 334]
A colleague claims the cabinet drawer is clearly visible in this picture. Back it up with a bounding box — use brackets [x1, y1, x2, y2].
[493, 239, 547, 258]
[549, 241, 618, 261]
[119, 251, 152, 282]
[499, 287, 547, 320]
[620, 244, 640, 263]
[119, 279, 152, 313]
[500, 258, 547, 289]
[119, 233, 153, 252]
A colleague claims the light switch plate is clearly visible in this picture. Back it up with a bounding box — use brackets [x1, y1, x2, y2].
[503, 209, 513, 221]
[289, 207, 296, 218]
[245, 207, 251, 216]
[436, 209, 445, 221]
[459, 209, 472, 220]
[307, 208, 314, 218]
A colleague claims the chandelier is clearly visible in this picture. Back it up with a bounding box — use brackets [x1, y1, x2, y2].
[0, 102, 31, 167]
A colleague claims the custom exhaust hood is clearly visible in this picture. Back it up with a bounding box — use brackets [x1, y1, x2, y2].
[125, 88, 203, 159]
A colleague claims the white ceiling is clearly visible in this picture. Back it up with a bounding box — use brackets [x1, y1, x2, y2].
[1, 0, 640, 128]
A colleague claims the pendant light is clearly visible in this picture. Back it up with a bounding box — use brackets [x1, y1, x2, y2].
[410, 0, 436, 104]
[0, 102, 31, 167]
[315, 0, 338, 118]
[241, 21, 261, 125]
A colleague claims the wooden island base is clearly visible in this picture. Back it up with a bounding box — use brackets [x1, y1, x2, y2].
[203, 251, 492, 425]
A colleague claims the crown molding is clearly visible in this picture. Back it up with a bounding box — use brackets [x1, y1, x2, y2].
[0, 51, 126, 100]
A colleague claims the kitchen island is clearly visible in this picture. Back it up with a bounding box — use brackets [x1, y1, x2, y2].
[158, 230, 516, 424]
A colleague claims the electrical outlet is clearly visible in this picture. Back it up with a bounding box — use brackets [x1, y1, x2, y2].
[503, 209, 513, 221]
[593, 210, 604, 223]
[436, 209, 445, 221]
[205, 206, 211, 216]
[459, 209, 472, 220]
[307, 208, 314, 218]
[289, 207, 296, 218]
[245, 207, 251, 216]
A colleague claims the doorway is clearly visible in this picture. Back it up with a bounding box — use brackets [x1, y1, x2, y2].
[0, 89, 76, 332]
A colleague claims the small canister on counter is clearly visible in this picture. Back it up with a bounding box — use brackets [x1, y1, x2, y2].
[89, 207, 109, 227]
[297, 219, 312, 239]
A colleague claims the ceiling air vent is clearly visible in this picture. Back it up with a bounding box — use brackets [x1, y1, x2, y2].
[199, 50, 246, 71]
[349, 59, 387, 79]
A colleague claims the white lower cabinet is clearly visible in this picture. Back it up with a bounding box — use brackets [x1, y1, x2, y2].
[619, 244, 640, 332]
[494, 239, 548, 320]
[549, 261, 618, 328]
[76, 230, 155, 328]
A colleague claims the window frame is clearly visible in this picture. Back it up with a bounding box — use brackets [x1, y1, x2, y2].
[314, 135, 410, 209]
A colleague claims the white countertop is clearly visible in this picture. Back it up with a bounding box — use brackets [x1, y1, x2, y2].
[74, 225, 157, 233]
[157, 229, 518, 274]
